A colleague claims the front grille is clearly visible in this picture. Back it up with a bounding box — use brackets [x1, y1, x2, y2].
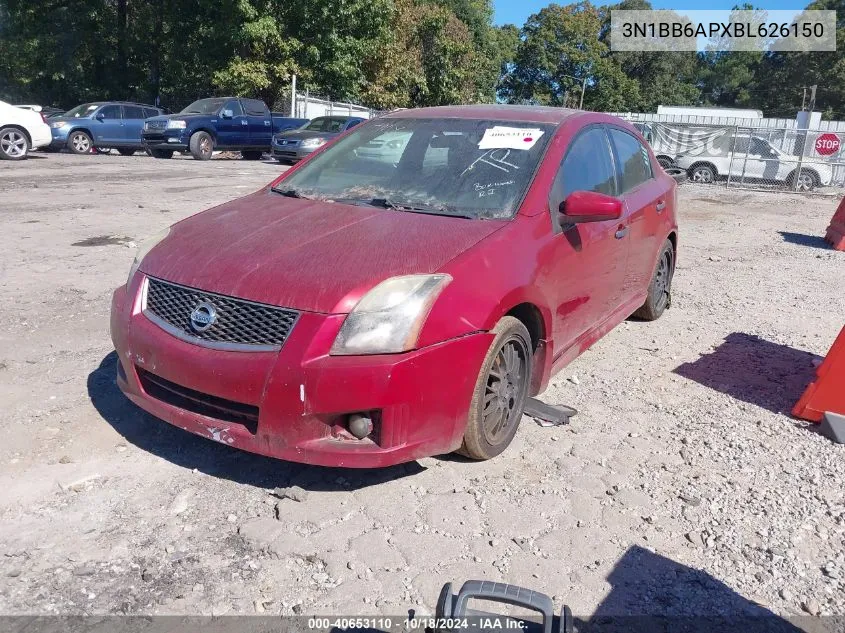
[275, 138, 299, 146]
[137, 367, 259, 433]
[144, 277, 299, 350]
[145, 120, 167, 131]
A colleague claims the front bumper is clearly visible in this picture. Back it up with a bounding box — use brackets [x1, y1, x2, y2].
[142, 131, 188, 151]
[110, 276, 492, 468]
[270, 142, 318, 161]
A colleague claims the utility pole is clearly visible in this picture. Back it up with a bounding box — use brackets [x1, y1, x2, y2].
[808, 84, 818, 113]
[290, 74, 297, 117]
[579, 77, 586, 110]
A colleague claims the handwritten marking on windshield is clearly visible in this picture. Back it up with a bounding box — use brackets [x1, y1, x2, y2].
[461, 149, 520, 177]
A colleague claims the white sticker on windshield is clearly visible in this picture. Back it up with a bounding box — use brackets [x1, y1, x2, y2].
[478, 126, 544, 150]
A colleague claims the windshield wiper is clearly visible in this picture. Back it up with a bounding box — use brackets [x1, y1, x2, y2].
[271, 187, 311, 199]
[368, 198, 473, 219]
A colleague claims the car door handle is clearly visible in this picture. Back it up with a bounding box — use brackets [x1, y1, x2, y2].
[656, 200, 666, 212]
[615, 226, 629, 239]
[241, 120, 248, 126]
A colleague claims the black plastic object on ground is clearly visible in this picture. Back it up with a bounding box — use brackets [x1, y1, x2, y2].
[664, 167, 688, 184]
[524, 397, 577, 427]
[435, 580, 573, 633]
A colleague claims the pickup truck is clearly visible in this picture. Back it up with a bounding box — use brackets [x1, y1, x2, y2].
[142, 97, 308, 160]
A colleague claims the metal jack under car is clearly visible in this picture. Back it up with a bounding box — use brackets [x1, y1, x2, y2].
[110, 104, 678, 467]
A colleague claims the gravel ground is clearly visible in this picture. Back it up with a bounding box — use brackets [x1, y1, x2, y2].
[0, 153, 843, 622]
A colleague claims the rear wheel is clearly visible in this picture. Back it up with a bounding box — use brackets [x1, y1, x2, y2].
[68, 131, 93, 154]
[189, 131, 213, 160]
[633, 239, 675, 321]
[242, 150, 263, 160]
[689, 163, 716, 184]
[149, 149, 173, 159]
[0, 127, 29, 160]
[458, 316, 532, 460]
[118, 148, 136, 156]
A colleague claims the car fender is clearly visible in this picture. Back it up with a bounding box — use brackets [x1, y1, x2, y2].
[187, 123, 217, 145]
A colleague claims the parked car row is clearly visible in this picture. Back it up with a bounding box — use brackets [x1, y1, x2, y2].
[1, 96, 367, 162]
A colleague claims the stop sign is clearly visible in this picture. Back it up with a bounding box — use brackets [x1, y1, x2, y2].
[815, 133, 841, 156]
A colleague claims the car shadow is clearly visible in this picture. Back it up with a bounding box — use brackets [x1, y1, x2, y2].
[778, 231, 832, 250]
[87, 352, 423, 491]
[673, 332, 820, 416]
[574, 545, 805, 632]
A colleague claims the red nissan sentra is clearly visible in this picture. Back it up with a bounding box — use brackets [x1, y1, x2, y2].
[110, 105, 678, 468]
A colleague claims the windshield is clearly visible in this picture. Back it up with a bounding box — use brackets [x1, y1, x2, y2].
[64, 103, 101, 118]
[276, 117, 555, 219]
[180, 98, 227, 115]
[302, 117, 351, 133]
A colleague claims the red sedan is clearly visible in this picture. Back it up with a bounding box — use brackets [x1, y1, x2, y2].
[110, 105, 678, 468]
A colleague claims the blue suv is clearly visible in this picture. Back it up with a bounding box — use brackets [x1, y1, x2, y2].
[49, 102, 163, 155]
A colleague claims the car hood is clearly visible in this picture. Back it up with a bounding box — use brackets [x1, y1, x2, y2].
[146, 113, 208, 123]
[140, 189, 506, 314]
[274, 129, 337, 142]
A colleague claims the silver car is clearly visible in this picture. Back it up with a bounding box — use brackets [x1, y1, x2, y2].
[272, 116, 365, 163]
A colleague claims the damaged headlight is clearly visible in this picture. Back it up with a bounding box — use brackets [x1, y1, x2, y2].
[331, 274, 451, 355]
[126, 227, 171, 289]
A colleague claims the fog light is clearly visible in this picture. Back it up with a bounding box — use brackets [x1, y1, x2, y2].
[348, 413, 373, 439]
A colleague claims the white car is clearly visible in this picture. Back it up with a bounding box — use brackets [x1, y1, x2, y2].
[674, 134, 833, 191]
[0, 99, 52, 160]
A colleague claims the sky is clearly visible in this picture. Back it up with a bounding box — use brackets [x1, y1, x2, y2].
[493, 0, 810, 26]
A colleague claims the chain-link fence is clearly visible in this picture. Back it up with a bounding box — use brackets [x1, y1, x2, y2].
[619, 116, 845, 194]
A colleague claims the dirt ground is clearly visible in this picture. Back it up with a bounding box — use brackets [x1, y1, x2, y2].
[0, 152, 843, 621]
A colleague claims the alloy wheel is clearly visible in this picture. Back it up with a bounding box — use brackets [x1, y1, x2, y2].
[692, 167, 713, 183]
[796, 172, 814, 192]
[0, 130, 27, 158]
[72, 133, 91, 153]
[481, 337, 529, 445]
[651, 250, 672, 312]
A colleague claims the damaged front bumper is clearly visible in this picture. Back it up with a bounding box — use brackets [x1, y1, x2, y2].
[110, 276, 492, 468]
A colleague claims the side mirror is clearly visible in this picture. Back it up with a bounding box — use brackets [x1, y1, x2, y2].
[560, 190, 622, 223]
[95, 112, 105, 120]
[221, 109, 233, 119]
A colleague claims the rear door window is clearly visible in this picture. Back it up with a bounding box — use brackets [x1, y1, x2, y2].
[242, 99, 268, 116]
[123, 105, 144, 119]
[608, 128, 653, 193]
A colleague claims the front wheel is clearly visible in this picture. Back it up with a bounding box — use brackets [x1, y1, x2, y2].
[788, 169, 817, 192]
[68, 131, 93, 154]
[0, 127, 29, 160]
[458, 316, 532, 460]
[149, 149, 173, 159]
[241, 150, 263, 160]
[632, 239, 675, 321]
[189, 131, 213, 160]
[118, 148, 136, 157]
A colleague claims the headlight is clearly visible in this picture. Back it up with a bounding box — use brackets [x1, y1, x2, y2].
[166, 120, 186, 130]
[50, 121, 67, 129]
[127, 228, 171, 289]
[301, 137, 327, 148]
[331, 274, 451, 355]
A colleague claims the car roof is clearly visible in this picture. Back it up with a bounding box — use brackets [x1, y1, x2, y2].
[381, 104, 583, 125]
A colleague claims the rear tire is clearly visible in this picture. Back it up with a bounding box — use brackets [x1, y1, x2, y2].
[458, 316, 532, 461]
[688, 163, 716, 184]
[632, 239, 674, 321]
[118, 148, 136, 156]
[189, 131, 213, 160]
[0, 126, 29, 160]
[68, 131, 93, 155]
[242, 150, 263, 160]
[149, 149, 173, 159]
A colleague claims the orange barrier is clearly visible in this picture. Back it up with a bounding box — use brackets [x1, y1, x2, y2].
[793, 326, 845, 422]
[825, 199, 845, 250]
